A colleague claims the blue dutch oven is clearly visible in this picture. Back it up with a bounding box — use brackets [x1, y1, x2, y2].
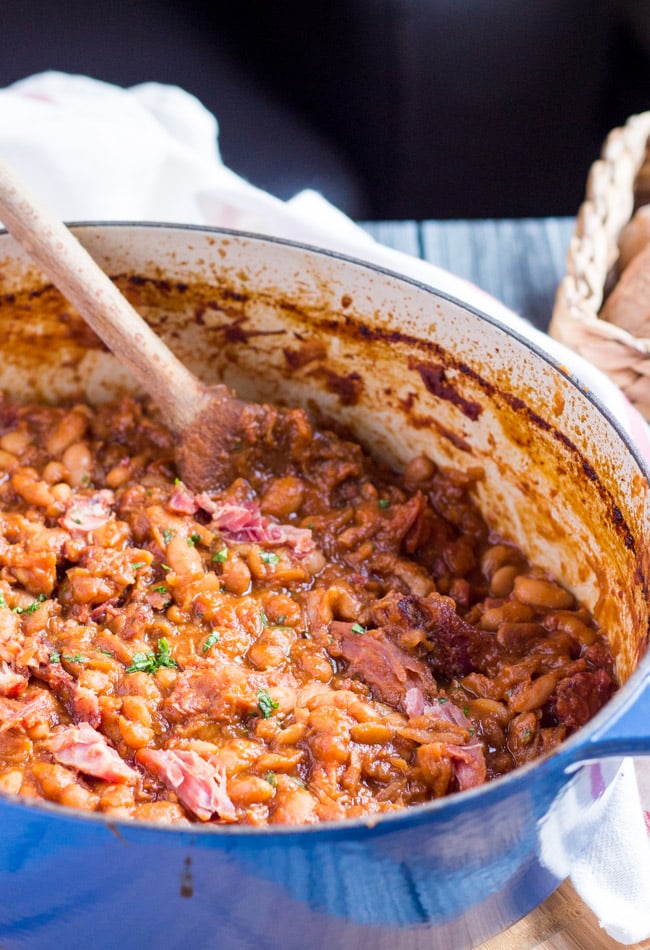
[0, 225, 647, 950]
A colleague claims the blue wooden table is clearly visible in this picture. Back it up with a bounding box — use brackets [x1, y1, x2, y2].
[361, 217, 575, 332]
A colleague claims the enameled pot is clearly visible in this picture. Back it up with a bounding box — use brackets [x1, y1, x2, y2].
[0, 224, 648, 950]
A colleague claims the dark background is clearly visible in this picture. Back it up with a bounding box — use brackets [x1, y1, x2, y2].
[1, 0, 649, 220]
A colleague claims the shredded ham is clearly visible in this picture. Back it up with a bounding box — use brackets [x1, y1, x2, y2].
[0, 661, 27, 698]
[189, 492, 313, 555]
[0, 691, 48, 734]
[48, 722, 138, 784]
[60, 490, 115, 533]
[445, 742, 487, 791]
[137, 748, 237, 822]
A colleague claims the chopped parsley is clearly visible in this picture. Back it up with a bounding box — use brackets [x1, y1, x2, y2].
[80, 473, 91, 487]
[256, 688, 279, 719]
[187, 533, 201, 547]
[162, 528, 174, 546]
[202, 631, 220, 652]
[131, 561, 146, 570]
[0, 593, 7, 609]
[259, 551, 280, 566]
[259, 609, 269, 627]
[12, 594, 47, 615]
[211, 546, 228, 563]
[152, 585, 168, 594]
[126, 637, 178, 674]
[350, 622, 365, 635]
[49, 651, 61, 663]
[62, 653, 86, 664]
[437, 696, 448, 704]
[161, 563, 172, 571]
[378, 498, 390, 509]
[265, 771, 278, 787]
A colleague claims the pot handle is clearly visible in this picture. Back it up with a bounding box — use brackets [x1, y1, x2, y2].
[579, 670, 650, 759]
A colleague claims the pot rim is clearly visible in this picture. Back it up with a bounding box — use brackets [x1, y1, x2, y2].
[0, 220, 647, 838]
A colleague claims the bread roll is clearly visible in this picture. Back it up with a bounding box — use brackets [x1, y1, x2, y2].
[601, 240, 650, 336]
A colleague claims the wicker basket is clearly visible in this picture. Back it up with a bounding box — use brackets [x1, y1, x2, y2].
[550, 110, 650, 420]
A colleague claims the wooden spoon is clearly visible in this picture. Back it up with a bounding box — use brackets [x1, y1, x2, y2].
[0, 157, 267, 491]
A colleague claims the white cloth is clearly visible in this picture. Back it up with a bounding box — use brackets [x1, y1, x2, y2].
[0, 71, 649, 944]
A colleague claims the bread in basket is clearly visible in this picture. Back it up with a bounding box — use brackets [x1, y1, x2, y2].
[550, 111, 650, 420]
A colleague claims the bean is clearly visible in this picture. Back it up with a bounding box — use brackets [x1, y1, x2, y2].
[508, 671, 560, 712]
[247, 627, 293, 670]
[165, 533, 204, 578]
[270, 786, 317, 825]
[0, 449, 18, 472]
[228, 775, 275, 806]
[46, 411, 88, 457]
[59, 783, 99, 811]
[11, 471, 54, 508]
[480, 601, 535, 631]
[481, 543, 522, 580]
[219, 555, 251, 595]
[0, 430, 31, 455]
[544, 611, 598, 645]
[42, 461, 68, 485]
[350, 722, 393, 744]
[513, 576, 575, 610]
[490, 564, 519, 597]
[261, 476, 305, 519]
[404, 455, 436, 482]
[121, 695, 153, 728]
[118, 715, 154, 749]
[0, 770, 23, 794]
[274, 723, 306, 746]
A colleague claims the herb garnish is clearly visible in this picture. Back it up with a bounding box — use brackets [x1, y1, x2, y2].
[259, 609, 269, 627]
[126, 637, 178, 674]
[378, 498, 390, 509]
[211, 546, 228, 563]
[62, 653, 86, 664]
[187, 533, 201, 547]
[162, 528, 174, 545]
[202, 631, 220, 652]
[49, 651, 61, 663]
[350, 622, 365, 635]
[12, 594, 47, 615]
[131, 561, 146, 570]
[265, 771, 278, 787]
[259, 551, 280, 566]
[256, 688, 279, 719]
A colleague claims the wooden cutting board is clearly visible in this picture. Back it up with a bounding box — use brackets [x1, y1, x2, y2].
[480, 879, 650, 949]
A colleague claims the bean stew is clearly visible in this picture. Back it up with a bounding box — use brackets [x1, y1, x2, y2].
[0, 393, 617, 825]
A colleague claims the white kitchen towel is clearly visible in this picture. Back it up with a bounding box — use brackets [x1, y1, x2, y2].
[0, 71, 649, 944]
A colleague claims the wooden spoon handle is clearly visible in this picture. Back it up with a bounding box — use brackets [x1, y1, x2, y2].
[0, 156, 207, 431]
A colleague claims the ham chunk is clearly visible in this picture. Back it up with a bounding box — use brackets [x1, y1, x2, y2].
[137, 748, 236, 822]
[60, 490, 115, 534]
[47, 722, 137, 784]
[336, 624, 436, 709]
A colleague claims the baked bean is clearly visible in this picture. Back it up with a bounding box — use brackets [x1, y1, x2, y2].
[228, 775, 276, 806]
[513, 575, 575, 610]
[508, 671, 560, 712]
[480, 601, 536, 631]
[45, 411, 88, 457]
[0, 392, 616, 828]
[404, 455, 436, 483]
[1, 430, 31, 455]
[350, 721, 393, 744]
[489, 564, 519, 597]
[61, 442, 93, 488]
[261, 476, 305, 519]
[0, 770, 23, 794]
[481, 543, 523, 579]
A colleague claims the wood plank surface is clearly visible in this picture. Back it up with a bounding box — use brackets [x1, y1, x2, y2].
[360, 216, 650, 950]
[363, 217, 575, 331]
